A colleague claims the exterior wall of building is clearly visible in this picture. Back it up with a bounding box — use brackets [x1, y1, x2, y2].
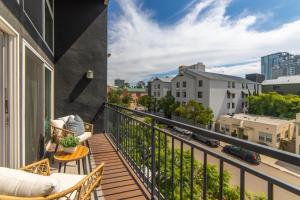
[295, 114, 300, 155]
[151, 79, 171, 99]
[262, 83, 300, 95]
[0, 0, 55, 167]
[54, 0, 108, 132]
[217, 116, 294, 149]
[172, 74, 196, 104]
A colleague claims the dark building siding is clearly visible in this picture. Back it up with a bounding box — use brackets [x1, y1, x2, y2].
[1, 0, 54, 61]
[246, 73, 265, 83]
[54, 0, 107, 132]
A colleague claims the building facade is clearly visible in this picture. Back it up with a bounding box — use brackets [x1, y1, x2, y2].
[171, 69, 260, 119]
[262, 75, 300, 95]
[114, 79, 125, 88]
[150, 77, 172, 99]
[261, 52, 300, 80]
[295, 114, 300, 155]
[0, 0, 108, 168]
[216, 114, 295, 150]
[179, 62, 205, 73]
[246, 73, 265, 83]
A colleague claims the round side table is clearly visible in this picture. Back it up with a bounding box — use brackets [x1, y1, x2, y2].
[54, 145, 89, 174]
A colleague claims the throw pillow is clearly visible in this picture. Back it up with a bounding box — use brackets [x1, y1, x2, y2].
[65, 115, 85, 137]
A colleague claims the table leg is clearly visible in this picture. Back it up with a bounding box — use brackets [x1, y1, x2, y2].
[58, 163, 62, 173]
[64, 163, 67, 173]
[77, 159, 81, 174]
[83, 158, 87, 174]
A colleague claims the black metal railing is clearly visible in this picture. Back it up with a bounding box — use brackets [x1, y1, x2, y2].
[104, 103, 300, 200]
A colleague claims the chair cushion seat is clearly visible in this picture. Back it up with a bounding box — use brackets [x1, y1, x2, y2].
[50, 173, 85, 199]
[0, 167, 58, 197]
[77, 132, 92, 143]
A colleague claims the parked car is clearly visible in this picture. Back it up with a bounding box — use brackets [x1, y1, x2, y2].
[222, 145, 261, 165]
[192, 133, 220, 147]
[173, 127, 192, 135]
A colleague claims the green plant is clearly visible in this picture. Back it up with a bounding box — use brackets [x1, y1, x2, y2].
[60, 135, 79, 148]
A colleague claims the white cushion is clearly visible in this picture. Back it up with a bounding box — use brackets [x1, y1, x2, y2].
[51, 119, 65, 129]
[0, 167, 59, 197]
[50, 173, 85, 199]
[77, 132, 92, 143]
[57, 115, 75, 123]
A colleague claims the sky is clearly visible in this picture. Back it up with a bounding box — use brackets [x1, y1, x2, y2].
[107, 0, 300, 84]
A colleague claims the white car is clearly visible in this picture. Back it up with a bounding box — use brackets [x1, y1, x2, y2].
[173, 127, 193, 135]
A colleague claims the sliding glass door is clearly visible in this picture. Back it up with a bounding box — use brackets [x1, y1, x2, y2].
[24, 47, 52, 165]
[0, 31, 9, 167]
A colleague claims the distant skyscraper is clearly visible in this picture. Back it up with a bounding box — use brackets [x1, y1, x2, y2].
[261, 52, 300, 80]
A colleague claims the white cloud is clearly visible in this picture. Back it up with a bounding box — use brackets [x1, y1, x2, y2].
[108, 0, 300, 84]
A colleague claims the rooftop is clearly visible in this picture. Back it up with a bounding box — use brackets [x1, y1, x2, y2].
[126, 88, 147, 93]
[262, 75, 300, 85]
[183, 69, 256, 83]
[219, 113, 293, 126]
[152, 77, 173, 83]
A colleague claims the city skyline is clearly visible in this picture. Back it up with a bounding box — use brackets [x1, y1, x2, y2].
[108, 0, 300, 84]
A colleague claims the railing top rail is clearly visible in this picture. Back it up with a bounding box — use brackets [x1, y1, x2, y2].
[106, 103, 300, 166]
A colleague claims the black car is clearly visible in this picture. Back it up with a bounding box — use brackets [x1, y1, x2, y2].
[222, 145, 261, 165]
[192, 133, 220, 147]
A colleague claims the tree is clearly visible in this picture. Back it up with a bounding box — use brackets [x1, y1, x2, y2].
[175, 100, 214, 125]
[108, 88, 123, 104]
[122, 94, 133, 106]
[248, 92, 300, 119]
[158, 92, 178, 119]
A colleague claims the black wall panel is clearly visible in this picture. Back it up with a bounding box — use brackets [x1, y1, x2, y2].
[23, 0, 43, 34]
[54, 0, 108, 132]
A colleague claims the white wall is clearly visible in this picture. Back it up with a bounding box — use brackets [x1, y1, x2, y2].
[151, 79, 171, 99]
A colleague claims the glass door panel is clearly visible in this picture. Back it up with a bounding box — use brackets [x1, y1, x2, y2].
[25, 48, 44, 164]
[45, 68, 52, 144]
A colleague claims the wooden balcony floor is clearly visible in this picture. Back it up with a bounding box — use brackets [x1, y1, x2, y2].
[89, 134, 149, 200]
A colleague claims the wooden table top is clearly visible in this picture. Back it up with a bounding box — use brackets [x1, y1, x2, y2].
[54, 145, 89, 162]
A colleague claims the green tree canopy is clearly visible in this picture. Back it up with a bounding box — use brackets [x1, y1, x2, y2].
[158, 92, 178, 119]
[248, 92, 300, 119]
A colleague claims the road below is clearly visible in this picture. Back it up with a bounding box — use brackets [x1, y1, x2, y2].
[165, 129, 300, 200]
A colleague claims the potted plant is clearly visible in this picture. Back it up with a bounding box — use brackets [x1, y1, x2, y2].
[60, 135, 80, 153]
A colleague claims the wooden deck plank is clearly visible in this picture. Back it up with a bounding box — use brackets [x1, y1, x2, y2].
[89, 134, 148, 200]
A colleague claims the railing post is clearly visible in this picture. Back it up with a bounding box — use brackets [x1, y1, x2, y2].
[116, 107, 120, 151]
[151, 119, 156, 200]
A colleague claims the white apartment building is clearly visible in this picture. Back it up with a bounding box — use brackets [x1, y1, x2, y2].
[150, 77, 172, 99]
[171, 69, 260, 119]
[216, 114, 295, 149]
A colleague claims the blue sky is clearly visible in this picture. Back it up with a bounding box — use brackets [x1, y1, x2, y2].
[108, 0, 300, 84]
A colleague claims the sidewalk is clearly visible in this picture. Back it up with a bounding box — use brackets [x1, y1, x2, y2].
[261, 155, 300, 178]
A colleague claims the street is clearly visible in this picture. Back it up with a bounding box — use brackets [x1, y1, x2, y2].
[167, 129, 300, 200]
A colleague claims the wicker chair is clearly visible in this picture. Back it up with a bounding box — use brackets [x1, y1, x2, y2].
[48, 121, 94, 153]
[0, 159, 104, 200]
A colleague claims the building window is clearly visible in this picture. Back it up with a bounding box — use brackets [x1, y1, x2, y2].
[183, 91, 187, 98]
[198, 91, 202, 98]
[182, 81, 187, 88]
[176, 92, 180, 97]
[228, 81, 231, 88]
[158, 92, 160, 97]
[259, 132, 273, 143]
[227, 92, 231, 98]
[176, 82, 180, 88]
[198, 80, 203, 87]
[246, 84, 248, 89]
[242, 102, 244, 108]
[245, 102, 248, 107]
[157, 84, 160, 89]
[232, 103, 235, 109]
[154, 92, 156, 96]
[45, 0, 54, 50]
[232, 82, 235, 88]
[242, 83, 244, 89]
[227, 103, 230, 109]
[231, 93, 235, 98]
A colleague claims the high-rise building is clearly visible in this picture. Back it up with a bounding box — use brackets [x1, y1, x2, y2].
[261, 52, 300, 80]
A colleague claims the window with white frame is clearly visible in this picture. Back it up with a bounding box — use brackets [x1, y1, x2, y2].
[259, 132, 273, 143]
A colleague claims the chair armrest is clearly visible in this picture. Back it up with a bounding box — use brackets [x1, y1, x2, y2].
[51, 125, 75, 144]
[84, 122, 94, 133]
[20, 159, 51, 176]
[46, 163, 104, 200]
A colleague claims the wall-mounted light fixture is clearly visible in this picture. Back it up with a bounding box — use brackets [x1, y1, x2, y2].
[86, 70, 94, 79]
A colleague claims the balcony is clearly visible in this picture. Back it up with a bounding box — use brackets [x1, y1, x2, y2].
[93, 103, 300, 200]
